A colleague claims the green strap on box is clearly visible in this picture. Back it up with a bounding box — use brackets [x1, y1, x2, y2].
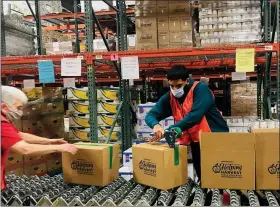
[75, 143, 113, 169]
[174, 146, 179, 166]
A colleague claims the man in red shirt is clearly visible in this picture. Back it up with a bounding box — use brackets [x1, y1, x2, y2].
[1, 86, 78, 190]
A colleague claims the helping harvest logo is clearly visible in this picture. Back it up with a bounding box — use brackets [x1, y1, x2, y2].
[268, 162, 280, 178]
[71, 159, 94, 175]
[212, 161, 242, 178]
[139, 159, 156, 177]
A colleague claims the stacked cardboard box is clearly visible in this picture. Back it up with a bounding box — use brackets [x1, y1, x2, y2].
[201, 129, 280, 190]
[5, 14, 36, 56]
[5, 152, 62, 177]
[157, 0, 192, 49]
[45, 41, 73, 55]
[231, 82, 258, 116]
[10, 1, 62, 16]
[42, 31, 74, 44]
[225, 116, 279, 133]
[135, 0, 158, 50]
[135, 0, 193, 50]
[197, 0, 261, 46]
[9, 87, 65, 176]
[67, 87, 121, 142]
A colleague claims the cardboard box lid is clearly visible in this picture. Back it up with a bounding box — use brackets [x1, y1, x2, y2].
[200, 132, 255, 150]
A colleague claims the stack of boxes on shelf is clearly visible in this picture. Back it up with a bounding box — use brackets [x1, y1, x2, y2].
[67, 87, 121, 142]
[42, 31, 74, 55]
[135, 0, 194, 50]
[10, 1, 62, 16]
[231, 82, 259, 116]
[4, 14, 36, 56]
[157, 0, 193, 49]
[225, 116, 279, 133]
[197, 0, 261, 46]
[6, 87, 65, 176]
[136, 103, 175, 139]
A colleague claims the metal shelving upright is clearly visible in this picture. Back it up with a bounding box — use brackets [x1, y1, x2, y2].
[1, 0, 6, 57]
[84, 0, 98, 143]
[116, 0, 132, 151]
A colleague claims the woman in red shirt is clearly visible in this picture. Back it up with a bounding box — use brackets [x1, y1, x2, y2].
[1, 86, 77, 190]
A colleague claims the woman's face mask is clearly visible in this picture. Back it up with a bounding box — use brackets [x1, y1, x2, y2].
[7, 107, 23, 120]
[3, 104, 24, 121]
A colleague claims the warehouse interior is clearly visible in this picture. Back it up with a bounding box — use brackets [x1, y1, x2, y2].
[1, 0, 280, 206]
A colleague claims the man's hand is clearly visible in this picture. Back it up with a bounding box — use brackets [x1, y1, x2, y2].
[150, 124, 165, 142]
[48, 138, 67, 145]
[57, 143, 78, 155]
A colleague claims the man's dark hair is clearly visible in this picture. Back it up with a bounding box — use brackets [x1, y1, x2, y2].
[167, 65, 189, 81]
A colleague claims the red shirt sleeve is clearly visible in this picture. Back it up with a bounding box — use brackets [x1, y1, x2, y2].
[1, 121, 22, 149]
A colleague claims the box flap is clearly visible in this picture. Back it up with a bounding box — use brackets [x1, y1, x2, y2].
[200, 132, 255, 150]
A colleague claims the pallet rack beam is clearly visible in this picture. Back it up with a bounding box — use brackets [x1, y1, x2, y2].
[7, 71, 278, 86]
[24, 9, 135, 20]
[1, 45, 278, 65]
[85, 0, 98, 143]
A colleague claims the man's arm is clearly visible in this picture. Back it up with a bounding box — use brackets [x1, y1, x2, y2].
[145, 93, 172, 128]
[19, 132, 67, 145]
[171, 83, 214, 131]
[10, 140, 77, 156]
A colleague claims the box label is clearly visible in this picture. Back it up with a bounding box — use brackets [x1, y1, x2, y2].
[139, 159, 157, 177]
[212, 161, 242, 178]
[71, 159, 94, 175]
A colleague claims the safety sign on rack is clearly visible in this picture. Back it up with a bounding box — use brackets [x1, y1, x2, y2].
[110, 54, 119, 61]
[121, 56, 139, 80]
[231, 72, 247, 81]
[63, 78, 76, 88]
[38, 60, 55, 83]
[23, 79, 35, 88]
[61, 58, 82, 76]
[235, 48, 255, 72]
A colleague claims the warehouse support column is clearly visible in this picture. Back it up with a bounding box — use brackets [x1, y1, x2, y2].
[85, 0, 98, 143]
[34, 0, 43, 55]
[263, 0, 272, 119]
[74, 0, 80, 53]
[257, 67, 263, 119]
[142, 71, 148, 103]
[1, 0, 6, 57]
[117, 0, 131, 151]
